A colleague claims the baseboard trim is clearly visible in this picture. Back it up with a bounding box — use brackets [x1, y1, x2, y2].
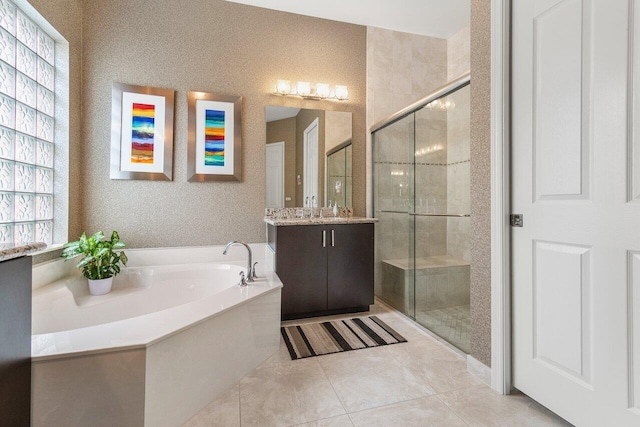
[467, 355, 491, 386]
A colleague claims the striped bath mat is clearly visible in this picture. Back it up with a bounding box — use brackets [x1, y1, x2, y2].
[281, 316, 407, 360]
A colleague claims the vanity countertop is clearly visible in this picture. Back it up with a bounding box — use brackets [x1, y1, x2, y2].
[264, 216, 378, 226]
[0, 242, 47, 262]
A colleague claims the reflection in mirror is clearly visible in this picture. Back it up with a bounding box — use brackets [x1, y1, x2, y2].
[326, 142, 352, 208]
[265, 106, 352, 208]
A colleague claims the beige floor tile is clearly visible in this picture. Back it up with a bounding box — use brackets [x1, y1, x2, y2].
[182, 385, 240, 427]
[318, 349, 435, 413]
[348, 396, 468, 427]
[294, 414, 355, 427]
[386, 341, 484, 393]
[239, 358, 345, 427]
[437, 385, 572, 426]
[374, 314, 441, 342]
[314, 343, 395, 362]
[256, 336, 298, 369]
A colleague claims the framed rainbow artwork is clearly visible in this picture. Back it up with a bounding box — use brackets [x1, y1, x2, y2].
[187, 91, 242, 182]
[204, 109, 225, 167]
[110, 82, 175, 180]
[131, 103, 155, 164]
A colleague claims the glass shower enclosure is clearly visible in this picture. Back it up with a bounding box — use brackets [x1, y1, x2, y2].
[372, 74, 470, 353]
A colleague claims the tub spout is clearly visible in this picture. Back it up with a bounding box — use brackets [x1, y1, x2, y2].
[223, 241, 256, 282]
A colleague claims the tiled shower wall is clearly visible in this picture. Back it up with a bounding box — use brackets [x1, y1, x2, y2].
[446, 26, 471, 263]
[368, 27, 448, 278]
[368, 26, 470, 266]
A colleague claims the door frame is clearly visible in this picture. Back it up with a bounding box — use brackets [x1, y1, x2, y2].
[490, 0, 512, 395]
[303, 118, 320, 204]
[266, 141, 285, 208]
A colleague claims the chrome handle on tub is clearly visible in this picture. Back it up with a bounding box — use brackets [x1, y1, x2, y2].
[331, 229, 335, 247]
[251, 262, 258, 279]
[238, 271, 248, 287]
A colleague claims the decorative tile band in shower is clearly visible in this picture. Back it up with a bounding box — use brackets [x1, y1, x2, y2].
[374, 159, 470, 167]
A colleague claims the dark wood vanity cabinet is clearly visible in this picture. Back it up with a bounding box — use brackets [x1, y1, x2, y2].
[326, 224, 374, 310]
[273, 223, 374, 319]
[0, 256, 32, 426]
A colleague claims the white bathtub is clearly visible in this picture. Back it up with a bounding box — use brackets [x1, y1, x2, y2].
[31, 244, 282, 427]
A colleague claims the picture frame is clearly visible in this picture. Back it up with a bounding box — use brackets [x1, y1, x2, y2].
[187, 91, 242, 182]
[110, 82, 175, 180]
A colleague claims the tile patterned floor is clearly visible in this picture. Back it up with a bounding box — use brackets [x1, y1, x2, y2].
[183, 301, 572, 427]
[416, 304, 471, 353]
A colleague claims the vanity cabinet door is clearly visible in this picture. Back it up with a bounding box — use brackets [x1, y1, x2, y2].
[276, 225, 328, 316]
[327, 223, 374, 310]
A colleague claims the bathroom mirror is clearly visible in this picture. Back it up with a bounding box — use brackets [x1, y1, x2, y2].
[265, 106, 352, 208]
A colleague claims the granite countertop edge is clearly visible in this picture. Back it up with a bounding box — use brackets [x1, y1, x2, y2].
[264, 217, 378, 226]
[0, 242, 47, 262]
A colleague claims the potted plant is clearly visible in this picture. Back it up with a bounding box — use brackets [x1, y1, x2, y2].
[61, 231, 128, 296]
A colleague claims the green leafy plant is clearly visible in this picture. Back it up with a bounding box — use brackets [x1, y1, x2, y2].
[61, 231, 128, 280]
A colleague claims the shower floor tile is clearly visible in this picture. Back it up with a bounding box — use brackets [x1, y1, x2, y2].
[415, 305, 470, 354]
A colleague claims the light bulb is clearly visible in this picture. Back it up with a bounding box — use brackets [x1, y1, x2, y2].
[276, 79, 291, 95]
[334, 85, 349, 100]
[296, 81, 311, 97]
[316, 83, 330, 98]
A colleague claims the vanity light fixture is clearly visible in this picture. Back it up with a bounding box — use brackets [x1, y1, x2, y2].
[273, 79, 349, 101]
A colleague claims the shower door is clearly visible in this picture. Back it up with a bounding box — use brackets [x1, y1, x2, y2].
[412, 85, 470, 353]
[373, 78, 471, 353]
[373, 114, 415, 319]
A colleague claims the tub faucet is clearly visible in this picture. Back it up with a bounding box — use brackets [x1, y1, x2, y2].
[223, 241, 256, 282]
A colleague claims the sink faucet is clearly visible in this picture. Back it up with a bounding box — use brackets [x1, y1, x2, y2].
[223, 241, 257, 283]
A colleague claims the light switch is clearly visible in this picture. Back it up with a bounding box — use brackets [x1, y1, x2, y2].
[285, 196, 292, 201]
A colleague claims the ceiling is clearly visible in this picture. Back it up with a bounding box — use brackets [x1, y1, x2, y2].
[225, 0, 470, 39]
[266, 106, 300, 123]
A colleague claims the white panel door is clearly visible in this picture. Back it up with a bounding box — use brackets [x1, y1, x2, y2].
[303, 118, 319, 205]
[512, 0, 640, 425]
[266, 142, 285, 208]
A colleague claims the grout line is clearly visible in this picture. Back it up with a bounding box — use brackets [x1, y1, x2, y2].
[430, 383, 487, 397]
[434, 394, 473, 427]
[373, 159, 471, 167]
[237, 382, 243, 427]
[345, 394, 434, 417]
[316, 350, 350, 418]
[375, 298, 468, 358]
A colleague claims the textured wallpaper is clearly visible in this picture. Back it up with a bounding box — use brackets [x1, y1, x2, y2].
[81, 0, 366, 248]
[470, 0, 492, 367]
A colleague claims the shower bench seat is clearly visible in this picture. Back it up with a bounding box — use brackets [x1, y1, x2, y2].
[379, 255, 470, 315]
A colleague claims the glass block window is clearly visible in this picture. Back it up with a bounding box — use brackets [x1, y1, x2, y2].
[0, 0, 53, 245]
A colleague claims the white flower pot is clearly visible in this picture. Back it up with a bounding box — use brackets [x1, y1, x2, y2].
[88, 277, 113, 296]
